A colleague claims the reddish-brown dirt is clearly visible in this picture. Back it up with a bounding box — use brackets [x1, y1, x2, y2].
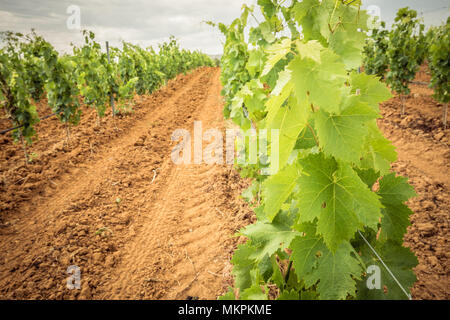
[0, 67, 253, 299]
[379, 69, 449, 300]
[0, 66, 448, 300]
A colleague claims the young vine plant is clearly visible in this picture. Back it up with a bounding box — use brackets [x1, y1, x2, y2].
[0, 31, 45, 143]
[216, 0, 417, 300]
[363, 21, 389, 80]
[386, 8, 424, 98]
[207, 13, 252, 120]
[428, 18, 449, 128]
[72, 30, 134, 118]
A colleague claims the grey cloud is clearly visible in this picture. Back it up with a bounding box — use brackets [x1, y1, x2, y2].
[0, 0, 448, 55]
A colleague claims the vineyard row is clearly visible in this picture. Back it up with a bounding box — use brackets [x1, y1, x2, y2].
[0, 30, 215, 148]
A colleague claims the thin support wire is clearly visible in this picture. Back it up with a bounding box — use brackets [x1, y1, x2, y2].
[358, 231, 412, 300]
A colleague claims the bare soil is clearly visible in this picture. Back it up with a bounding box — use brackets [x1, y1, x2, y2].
[379, 66, 449, 299]
[0, 67, 253, 299]
[0, 66, 448, 300]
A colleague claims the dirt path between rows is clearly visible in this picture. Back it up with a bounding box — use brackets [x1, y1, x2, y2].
[0, 67, 252, 299]
[100, 67, 251, 300]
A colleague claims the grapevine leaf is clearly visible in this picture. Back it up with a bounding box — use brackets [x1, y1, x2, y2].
[296, 40, 322, 63]
[230, 95, 252, 130]
[241, 80, 267, 121]
[296, 154, 382, 251]
[378, 173, 417, 204]
[329, 30, 367, 70]
[270, 254, 285, 288]
[262, 163, 300, 221]
[327, 4, 369, 69]
[290, 225, 327, 279]
[293, 0, 328, 42]
[258, 254, 273, 281]
[295, 124, 317, 150]
[240, 285, 268, 300]
[355, 168, 380, 189]
[356, 241, 418, 300]
[268, 95, 308, 169]
[377, 173, 416, 244]
[242, 181, 259, 203]
[305, 242, 362, 300]
[247, 49, 266, 77]
[349, 72, 392, 112]
[262, 38, 291, 76]
[291, 229, 362, 300]
[242, 219, 300, 262]
[278, 289, 300, 300]
[300, 291, 319, 300]
[380, 203, 414, 246]
[289, 48, 347, 113]
[260, 21, 276, 43]
[314, 95, 379, 164]
[231, 243, 258, 291]
[361, 121, 398, 175]
[258, 0, 276, 18]
[265, 68, 293, 127]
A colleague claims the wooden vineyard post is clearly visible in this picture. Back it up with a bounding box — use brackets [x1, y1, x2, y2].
[105, 41, 116, 120]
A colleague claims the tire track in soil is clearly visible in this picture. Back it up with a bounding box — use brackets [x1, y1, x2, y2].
[102, 68, 252, 300]
[0, 67, 254, 299]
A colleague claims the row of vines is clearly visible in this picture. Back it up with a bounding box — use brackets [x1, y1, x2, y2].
[213, 0, 423, 300]
[0, 30, 214, 151]
[363, 8, 449, 123]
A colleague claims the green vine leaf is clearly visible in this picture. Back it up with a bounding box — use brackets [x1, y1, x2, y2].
[296, 154, 382, 251]
[262, 163, 300, 221]
[377, 173, 416, 244]
[242, 218, 300, 262]
[290, 48, 347, 113]
[314, 95, 379, 164]
[356, 241, 418, 300]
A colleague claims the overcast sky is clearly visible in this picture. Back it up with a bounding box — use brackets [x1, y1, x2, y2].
[0, 0, 448, 55]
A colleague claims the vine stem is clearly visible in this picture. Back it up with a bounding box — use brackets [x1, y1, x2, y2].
[328, 1, 341, 33]
[284, 260, 293, 287]
[307, 123, 320, 146]
[329, 0, 338, 25]
[257, 181, 261, 206]
[112, 110, 118, 130]
[65, 123, 71, 145]
[250, 12, 260, 25]
[106, 40, 117, 128]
